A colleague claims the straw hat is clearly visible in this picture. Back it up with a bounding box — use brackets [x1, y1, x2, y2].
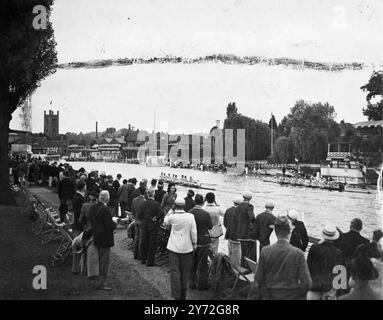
[174, 198, 185, 206]
[233, 197, 242, 205]
[321, 222, 339, 241]
[287, 209, 299, 220]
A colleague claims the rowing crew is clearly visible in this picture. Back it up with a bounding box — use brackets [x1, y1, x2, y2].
[160, 172, 200, 186]
[277, 176, 342, 189]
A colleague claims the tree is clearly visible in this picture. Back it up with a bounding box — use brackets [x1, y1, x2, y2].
[361, 71, 383, 121]
[274, 136, 293, 163]
[277, 100, 339, 163]
[0, 1, 57, 204]
[224, 102, 270, 160]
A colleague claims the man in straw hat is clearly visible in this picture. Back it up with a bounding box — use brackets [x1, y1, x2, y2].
[164, 198, 197, 300]
[236, 191, 257, 268]
[255, 215, 312, 300]
[254, 202, 276, 252]
[307, 222, 344, 300]
[223, 196, 242, 267]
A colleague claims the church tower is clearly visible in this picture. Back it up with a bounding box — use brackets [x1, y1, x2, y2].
[44, 110, 59, 138]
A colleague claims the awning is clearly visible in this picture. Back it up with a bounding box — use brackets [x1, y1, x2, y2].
[353, 120, 383, 129]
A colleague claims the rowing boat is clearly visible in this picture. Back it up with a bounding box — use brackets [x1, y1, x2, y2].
[159, 177, 216, 191]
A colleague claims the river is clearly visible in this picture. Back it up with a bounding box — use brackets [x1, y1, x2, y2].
[66, 161, 381, 241]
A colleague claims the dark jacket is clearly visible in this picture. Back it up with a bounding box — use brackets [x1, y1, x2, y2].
[86, 177, 98, 193]
[254, 210, 276, 247]
[184, 196, 195, 212]
[112, 179, 121, 192]
[307, 241, 344, 292]
[57, 177, 76, 200]
[72, 192, 85, 231]
[141, 198, 163, 226]
[118, 184, 130, 203]
[132, 195, 146, 221]
[290, 220, 309, 252]
[236, 201, 255, 240]
[354, 242, 381, 259]
[189, 206, 213, 246]
[154, 188, 166, 204]
[102, 183, 117, 206]
[334, 230, 369, 262]
[88, 202, 104, 229]
[126, 184, 136, 209]
[93, 204, 116, 248]
[223, 206, 238, 241]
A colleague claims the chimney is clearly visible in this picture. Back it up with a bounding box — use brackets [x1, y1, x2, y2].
[96, 121, 98, 138]
[216, 120, 221, 129]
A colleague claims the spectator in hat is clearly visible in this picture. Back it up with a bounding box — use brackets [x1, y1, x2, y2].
[223, 197, 242, 267]
[86, 171, 99, 194]
[57, 170, 76, 222]
[164, 198, 197, 300]
[92, 190, 118, 291]
[184, 190, 195, 212]
[255, 216, 312, 300]
[126, 177, 137, 211]
[254, 202, 276, 252]
[203, 192, 224, 257]
[112, 173, 122, 191]
[154, 180, 166, 204]
[117, 179, 129, 218]
[307, 222, 344, 300]
[72, 181, 87, 234]
[334, 218, 369, 269]
[71, 181, 87, 274]
[140, 188, 164, 266]
[236, 191, 257, 267]
[189, 194, 213, 290]
[132, 185, 147, 260]
[287, 209, 309, 252]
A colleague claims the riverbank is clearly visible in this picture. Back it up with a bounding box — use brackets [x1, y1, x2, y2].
[0, 189, 164, 300]
[10, 186, 216, 300]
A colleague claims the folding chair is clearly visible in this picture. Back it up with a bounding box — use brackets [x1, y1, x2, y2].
[230, 259, 256, 299]
[51, 224, 74, 266]
[154, 226, 170, 267]
[244, 257, 258, 299]
[41, 208, 64, 245]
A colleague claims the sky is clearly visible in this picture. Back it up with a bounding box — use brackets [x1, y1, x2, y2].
[10, 0, 383, 133]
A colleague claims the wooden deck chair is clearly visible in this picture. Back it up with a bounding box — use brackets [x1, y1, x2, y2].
[51, 224, 74, 266]
[33, 206, 53, 236]
[230, 262, 255, 299]
[244, 257, 258, 299]
[41, 209, 64, 245]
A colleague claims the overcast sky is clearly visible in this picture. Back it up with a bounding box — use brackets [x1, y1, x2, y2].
[10, 0, 383, 133]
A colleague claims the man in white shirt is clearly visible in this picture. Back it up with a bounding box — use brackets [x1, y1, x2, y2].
[164, 198, 197, 300]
